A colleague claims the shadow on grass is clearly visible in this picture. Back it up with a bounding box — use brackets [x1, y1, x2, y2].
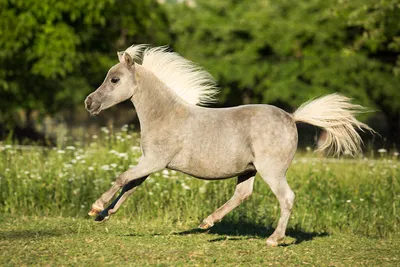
[175, 220, 329, 245]
[0, 229, 70, 240]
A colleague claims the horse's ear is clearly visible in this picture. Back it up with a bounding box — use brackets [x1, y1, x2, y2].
[117, 51, 124, 62]
[124, 53, 134, 67]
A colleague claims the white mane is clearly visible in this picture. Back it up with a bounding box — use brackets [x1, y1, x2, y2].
[122, 45, 219, 106]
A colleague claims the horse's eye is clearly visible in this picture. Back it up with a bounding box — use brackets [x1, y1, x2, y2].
[111, 77, 120, 84]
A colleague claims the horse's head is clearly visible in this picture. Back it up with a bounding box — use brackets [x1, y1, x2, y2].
[85, 52, 137, 115]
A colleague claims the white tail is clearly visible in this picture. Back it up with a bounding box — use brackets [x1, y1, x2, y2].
[292, 93, 373, 156]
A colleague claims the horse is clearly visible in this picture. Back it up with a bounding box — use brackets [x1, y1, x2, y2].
[84, 44, 372, 246]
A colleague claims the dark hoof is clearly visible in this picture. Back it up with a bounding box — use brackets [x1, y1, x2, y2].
[94, 211, 109, 222]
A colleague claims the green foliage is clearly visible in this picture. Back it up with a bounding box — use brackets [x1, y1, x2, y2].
[0, 0, 170, 126]
[167, 0, 400, 143]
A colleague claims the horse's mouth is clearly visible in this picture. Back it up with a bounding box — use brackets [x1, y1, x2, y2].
[87, 103, 102, 116]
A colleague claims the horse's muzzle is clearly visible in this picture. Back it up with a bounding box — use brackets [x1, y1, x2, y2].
[85, 96, 102, 115]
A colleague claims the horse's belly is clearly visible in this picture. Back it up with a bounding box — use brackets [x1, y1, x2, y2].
[167, 145, 255, 179]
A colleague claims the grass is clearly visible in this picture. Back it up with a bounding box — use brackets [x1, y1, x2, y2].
[0, 126, 399, 265]
[0, 217, 399, 266]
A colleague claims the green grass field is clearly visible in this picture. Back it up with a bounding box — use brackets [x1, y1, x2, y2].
[1, 128, 399, 265]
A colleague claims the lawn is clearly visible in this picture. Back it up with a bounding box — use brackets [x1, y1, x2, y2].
[0, 128, 399, 265]
[1, 217, 399, 266]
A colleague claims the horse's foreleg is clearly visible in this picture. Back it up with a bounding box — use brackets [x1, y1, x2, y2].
[199, 172, 255, 229]
[94, 177, 147, 222]
[88, 158, 164, 221]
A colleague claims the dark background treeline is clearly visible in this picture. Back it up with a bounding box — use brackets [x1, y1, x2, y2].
[0, 0, 399, 150]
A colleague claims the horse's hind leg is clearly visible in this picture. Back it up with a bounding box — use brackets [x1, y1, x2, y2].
[255, 161, 295, 247]
[199, 171, 256, 229]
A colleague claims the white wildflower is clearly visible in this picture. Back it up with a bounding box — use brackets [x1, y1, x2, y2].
[101, 165, 110, 171]
[88, 166, 94, 171]
[346, 199, 351, 203]
[109, 150, 118, 155]
[199, 186, 206, 194]
[377, 148, 387, 154]
[92, 135, 98, 139]
[162, 170, 169, 177]
[118, 153, 128, 159]
[360, 198, 364, 202]
[121, 124, 129, 132]
[57, 150, 65, 154]
[66, 146, 75, 150]
[101, 127, 110, 134]
[181, 183, 190, 190]
[110, 163, 118, 168]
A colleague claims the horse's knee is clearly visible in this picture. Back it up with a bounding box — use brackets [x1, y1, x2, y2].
[116, 172, 130, 186]
[283, 190, 295, 211]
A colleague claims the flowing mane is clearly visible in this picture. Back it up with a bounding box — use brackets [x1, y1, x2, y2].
[122, 45, 219, 106]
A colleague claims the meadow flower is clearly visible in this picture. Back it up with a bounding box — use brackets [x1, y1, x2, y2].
[121, 124, 129, 132]
[71, 159, 77, 164]
[66, 146, 75, 150]
[110, 163, 118, 168]
[162, 170, 169, 177]
[88, 166, 94, 171]
[101, 127, 110, 134]
[92, 135, 98, 139]
[118, 153, 128, 159]
[199, 186, 206, 194]
[57, 150, 65, 154]
[109, 150, 118, 155]
[360, 198, 364, 202]
[181, 182, 190, 190]
[377, 148, 387, 154]
[101, 165, 111, 171]
[346, 199, 351, 203]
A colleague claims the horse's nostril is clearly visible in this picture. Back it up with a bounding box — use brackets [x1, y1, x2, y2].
[85, 97, 92, 109]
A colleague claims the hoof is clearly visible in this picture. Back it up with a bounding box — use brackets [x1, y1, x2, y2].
[94, 211, 110, 222]
[266, 238, 279, 247]
[266, 236, 284, 247]
[88, 207, 102, 217]
[198, 220, 213, 230]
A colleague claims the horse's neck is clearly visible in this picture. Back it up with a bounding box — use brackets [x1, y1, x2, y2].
[131, 66, 186, 132]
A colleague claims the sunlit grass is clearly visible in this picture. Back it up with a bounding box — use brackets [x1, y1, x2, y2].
[0, 126, 399, 238]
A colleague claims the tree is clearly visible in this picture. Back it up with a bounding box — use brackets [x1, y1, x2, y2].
[0, 0, 170, 138]
[166, 0, 400, 147]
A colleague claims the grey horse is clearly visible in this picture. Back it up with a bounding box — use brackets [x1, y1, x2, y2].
[85, 45, 371, 246]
